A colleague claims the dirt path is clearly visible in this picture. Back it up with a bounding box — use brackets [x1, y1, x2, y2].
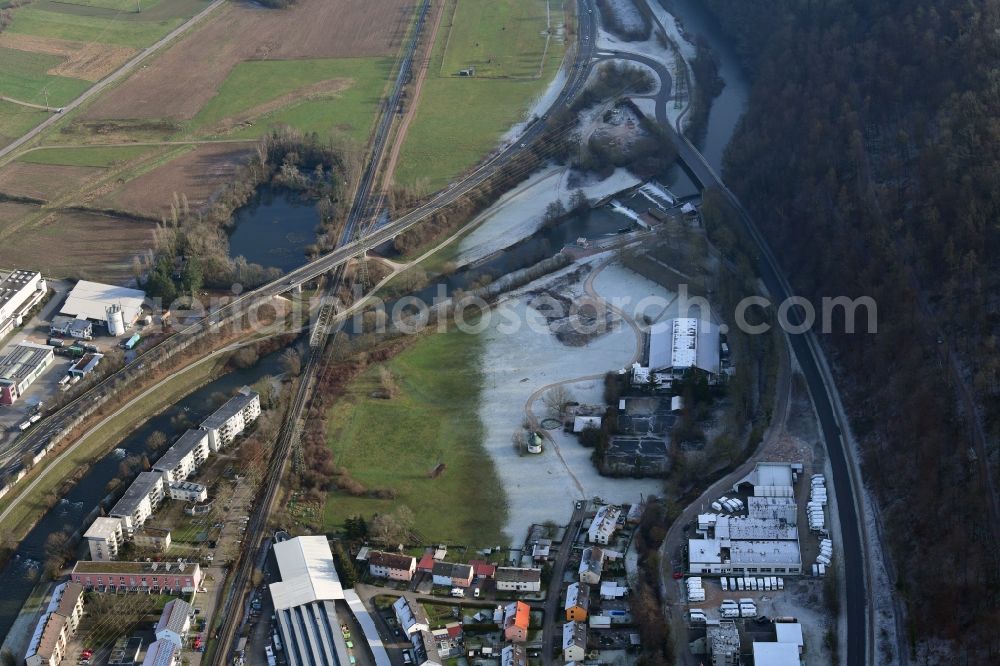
[521, 255, 646, 495]
[0, 96, 53, 112]
[379, 0, 446, 192]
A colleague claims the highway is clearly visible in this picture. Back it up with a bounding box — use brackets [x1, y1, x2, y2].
[595, 44, 873, 666]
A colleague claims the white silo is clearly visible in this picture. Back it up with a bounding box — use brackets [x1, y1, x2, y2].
[106, 303, 126, 336]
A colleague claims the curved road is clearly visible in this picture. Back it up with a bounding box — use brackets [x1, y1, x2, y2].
[597, 46, 872, 666]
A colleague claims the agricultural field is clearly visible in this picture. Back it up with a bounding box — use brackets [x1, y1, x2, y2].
[18, 144, 153, 167]
[0, 100, 48, 149]
[394, 0, 566, 195]
[0, 160, 102, 201]
[322, 328, 506, 546]
[187, 57, 394, 143]
[0, 46, 90, 107]
[0, 209, 154, 280]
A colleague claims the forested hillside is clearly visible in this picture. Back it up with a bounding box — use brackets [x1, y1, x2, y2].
[695, 0, 1000, 660]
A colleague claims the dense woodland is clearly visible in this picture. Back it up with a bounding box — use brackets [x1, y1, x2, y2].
[696, 0, 1000, 659]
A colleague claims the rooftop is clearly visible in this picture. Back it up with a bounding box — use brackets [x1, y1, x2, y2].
[566, 582, 590, 610]
[55, 582, 84, 617]
[61, 280, 145, 323]
[156, 599, 193, 635]
[775, 622, 804, 647]
[84, 516, 122, 541]
[111, 472, 162, 516]
[432, 561, 472, 579]
[729, 540, 801, 565]
[648, 317, 720, 375]
[141, 641, 177, 666]
[270, 535, 344, 610]
[0, 342, 52, 381]
[200, 390, 259, 430]
[110, 472, 162, 517]
[562, 622, 587, 649]
[495, 567, 541, 583]
[752, 641, 801, 665]
[368, 551, 415, 571]
[73, 560, 199, 575]
[152, 430, 208, 473]
[0, 270, 40, 308]
[714, 515, 798, 541]
[167, 481, 206, 492]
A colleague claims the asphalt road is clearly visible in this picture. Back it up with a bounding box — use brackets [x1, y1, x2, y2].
[540, 505, 586, 666]
[0, 0, 226, 164]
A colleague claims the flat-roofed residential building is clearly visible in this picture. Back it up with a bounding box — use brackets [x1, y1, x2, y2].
[133, 527, 172, 552]
[495, 567, 542, 593]
[24, 582, 85, 666]
[155, 598, 193, 647]
[141, 641, 177, 666]
[269, 536, 352, 666]
[167, 481, 207, 503]
[0, 270, 46, 337]
[109, 472, 165, 534]
[367, 551, 416, 582]
[200, 388, 261, 452]
[152, 430, 210, 483]
[0, 342, 53, 405]
[71, 561, 201, 594]
[587, 505, 621, 544]
[84, 516, 124, 561]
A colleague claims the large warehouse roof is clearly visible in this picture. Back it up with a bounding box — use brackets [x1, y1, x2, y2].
[647, 317, 720, 375]
[270, 536, 344, 610]
[60, 280, 145, 324]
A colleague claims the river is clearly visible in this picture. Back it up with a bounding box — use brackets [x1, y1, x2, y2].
[0, 349, 288, 640]
[660, 0, 749, 173]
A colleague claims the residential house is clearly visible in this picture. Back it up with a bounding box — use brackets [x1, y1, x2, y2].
[84, 517, 124, 561]
[417, 553, 435, 574]
[432, 562, 473, 588]
[501, 644, 527, 666]
[368, 551, 417, 582]
[199, 389, 261, 452]
[71, 561, 201, 594]
[133, 528, 172, 553]
[587, 505, 621, 545]
[393, 597, 430, 637]
[154, 599, 193, 648]
[531, 539, 552, 562]
[565, 582, 590, 621]
[167, 481, 207, 503]
[141, 640, 178, 666]
[24, 583, 85, 666]
[578, 547, 605, 585]
[562, 622, 587, 662]
[495, 567, 541, 593]
[468, 559, 497, 579]
[502, 602, 530, 643]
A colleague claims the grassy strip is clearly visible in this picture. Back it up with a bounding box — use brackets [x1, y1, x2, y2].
[0, 47, 90, 107]
[8, 5, 187, 47]
[322, 327, 506, 546]
[18, 145, 154, 167]
[394, 0, 566, 196]
[0, 354, 229, 540]
[0, 100, 49, 150]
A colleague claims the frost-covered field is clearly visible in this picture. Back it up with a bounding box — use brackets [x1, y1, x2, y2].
[455, 166, 640, 266]
[476, 257, 664, 540]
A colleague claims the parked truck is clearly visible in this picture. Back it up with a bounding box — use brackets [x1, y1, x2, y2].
[122, 333, 141, 350]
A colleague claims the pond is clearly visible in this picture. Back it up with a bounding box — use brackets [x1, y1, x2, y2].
[228, 186, 321, 273]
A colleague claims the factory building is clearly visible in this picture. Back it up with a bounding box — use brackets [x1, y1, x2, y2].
[199, 388, 261, 452]
[0, 342, 54, 404]
[152, 430, 210, 483]
[631, 317, 722, 389]
[269, 536, 352, 666]
[59, 280, 145, 334]
[0, 269, 47, 338]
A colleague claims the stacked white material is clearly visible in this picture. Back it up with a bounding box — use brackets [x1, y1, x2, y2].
[739, 598, 757, 617]
[808, 475, 828, 531]
[689, 609, 706, 623]
[719, 600, 740, 619]
[686, 577, 705, 602]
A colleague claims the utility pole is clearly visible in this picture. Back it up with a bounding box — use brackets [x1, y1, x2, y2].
[43, 89, 49, 112]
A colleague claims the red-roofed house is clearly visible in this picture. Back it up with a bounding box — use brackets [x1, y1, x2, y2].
[503, 602, 531, 643]
[417, 553, 435, 573]
[469, 560, 497, 578]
